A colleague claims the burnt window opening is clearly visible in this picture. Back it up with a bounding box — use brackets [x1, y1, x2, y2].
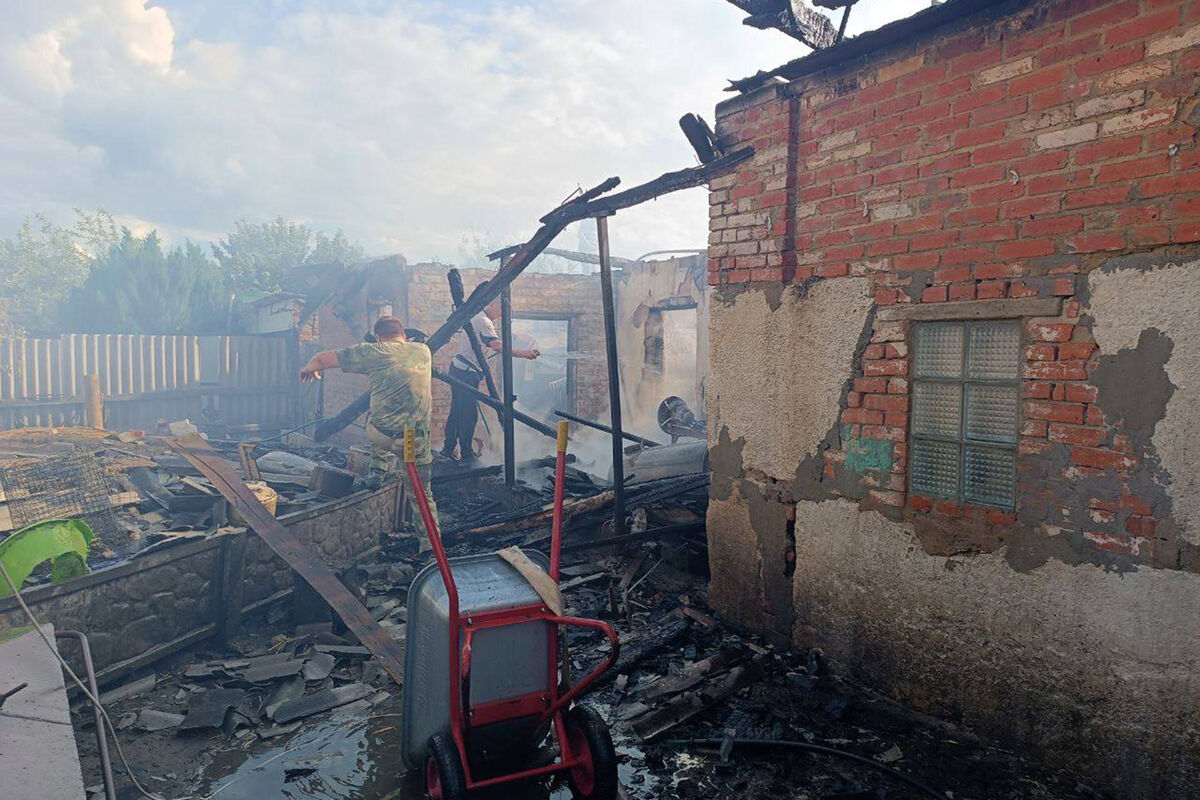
[910, 321, 1020, 509]
[643, 302, 700, 409]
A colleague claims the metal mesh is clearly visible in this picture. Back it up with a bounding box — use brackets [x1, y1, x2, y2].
[0, 452, 119, 543]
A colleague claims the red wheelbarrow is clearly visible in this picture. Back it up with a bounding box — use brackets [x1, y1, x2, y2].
[400, 425, 620, 800]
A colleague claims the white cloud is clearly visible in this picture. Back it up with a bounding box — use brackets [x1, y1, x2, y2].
[0, 0, 928, 262]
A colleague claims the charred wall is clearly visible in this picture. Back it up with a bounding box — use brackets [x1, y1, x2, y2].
[706, 0, 1200, 794]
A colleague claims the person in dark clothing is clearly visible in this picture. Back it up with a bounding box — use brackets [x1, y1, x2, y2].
[441, 299, 539, 461]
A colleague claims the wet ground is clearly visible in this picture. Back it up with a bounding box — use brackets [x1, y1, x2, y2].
[72, 472, 1103, 800]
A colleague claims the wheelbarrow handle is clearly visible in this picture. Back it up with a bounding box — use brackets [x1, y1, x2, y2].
[539, 615, 619, 722]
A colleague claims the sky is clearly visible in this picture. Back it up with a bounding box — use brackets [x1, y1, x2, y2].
[0, 0, 929, 263]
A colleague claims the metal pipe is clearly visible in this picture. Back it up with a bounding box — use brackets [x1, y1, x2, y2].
[500, 277, 516, 487]
[447, 268, 503, 429]
[433, 368, 556, 438]
[55, 630, 116, 800]
[596, 215, 626, 537]
[553, 409, 662, 447]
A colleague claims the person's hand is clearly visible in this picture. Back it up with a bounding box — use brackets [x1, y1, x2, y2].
[524, 348, 541, 360]
[300, 368, 322, 383]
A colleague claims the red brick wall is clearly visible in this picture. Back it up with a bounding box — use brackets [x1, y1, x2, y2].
[711, 0, 1200, 565]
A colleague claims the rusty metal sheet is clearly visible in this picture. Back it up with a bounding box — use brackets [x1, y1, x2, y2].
[166, 434, 406, 685]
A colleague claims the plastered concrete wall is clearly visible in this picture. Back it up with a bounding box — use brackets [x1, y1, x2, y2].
[1088, 258, 1200, 545]
[707, 277, 872, 640]
[790, 498, 1200, 796]
[704, 0, 1200, 793]
[707, 278, 872, 478]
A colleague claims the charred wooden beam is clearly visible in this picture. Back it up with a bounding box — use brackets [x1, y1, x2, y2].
[315, 147, 753, 441]
[167, 435, 406, 685]
[553, 409, 662, 447]
[447, 269, 500, 398]
[597, 215, 626, 537]
[434, 366, 557, 439]
[501, 280, 516, 486]
[724, 0, 838, 49]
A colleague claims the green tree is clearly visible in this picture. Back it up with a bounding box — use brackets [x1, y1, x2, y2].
[63, 230, 229, 333]
[0, 209, 118, 332]
[212, 217, 364, 292]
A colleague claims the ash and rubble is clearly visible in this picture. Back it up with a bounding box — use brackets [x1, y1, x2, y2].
[66, 461, 1090, 800]
[0, 422, 368, 580]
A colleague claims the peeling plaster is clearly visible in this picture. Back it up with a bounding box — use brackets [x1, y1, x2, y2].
[707, 278, 873, 481]
[1088, 260, 1200, 544]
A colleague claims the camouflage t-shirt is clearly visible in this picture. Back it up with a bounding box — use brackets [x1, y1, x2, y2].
[336, 341, 433, 464]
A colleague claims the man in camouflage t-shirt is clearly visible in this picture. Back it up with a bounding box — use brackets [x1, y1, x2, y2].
[300, 316, 438, 543]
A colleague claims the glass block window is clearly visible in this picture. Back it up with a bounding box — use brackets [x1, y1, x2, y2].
[910, 321, 1020, 508]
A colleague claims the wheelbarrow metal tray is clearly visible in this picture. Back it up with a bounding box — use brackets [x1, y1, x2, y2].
[402, 549, 552, 769]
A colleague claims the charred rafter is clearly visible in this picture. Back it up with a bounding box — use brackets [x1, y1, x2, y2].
[314, 146, 753, 442]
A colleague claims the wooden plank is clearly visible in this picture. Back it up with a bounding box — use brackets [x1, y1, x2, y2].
[166, 435, 406, 685]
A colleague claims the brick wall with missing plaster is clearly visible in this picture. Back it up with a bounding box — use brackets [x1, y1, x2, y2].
[710, 0, 1200, 570]
[707, 0, 1200, 792]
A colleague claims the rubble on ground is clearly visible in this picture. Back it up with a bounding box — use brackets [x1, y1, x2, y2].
[0, 424, 367, 581]
[70, 467, 1090, 799]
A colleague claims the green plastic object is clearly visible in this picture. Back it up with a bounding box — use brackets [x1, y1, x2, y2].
[0, 519, 94, 598]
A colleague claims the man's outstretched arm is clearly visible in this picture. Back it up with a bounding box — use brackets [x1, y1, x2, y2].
[484, 339, 540, 360]
[300, 350, 341, 382]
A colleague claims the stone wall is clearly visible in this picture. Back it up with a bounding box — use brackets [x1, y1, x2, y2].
[706, 0, 1200, 794]
[0, 483, 399, 683]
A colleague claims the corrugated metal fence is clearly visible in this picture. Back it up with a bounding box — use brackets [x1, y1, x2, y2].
[0, 332, 300, 432]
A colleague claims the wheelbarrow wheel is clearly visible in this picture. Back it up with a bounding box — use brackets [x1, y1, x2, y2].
[425, 733, 467, 800]
[564, 705, 618, 800]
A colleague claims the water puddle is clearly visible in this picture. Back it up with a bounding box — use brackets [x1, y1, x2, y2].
[191, 709, 650, 799]
[195, 714, 414, 799]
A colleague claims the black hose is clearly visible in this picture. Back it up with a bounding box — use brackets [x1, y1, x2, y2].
[667, 737, 946, 799]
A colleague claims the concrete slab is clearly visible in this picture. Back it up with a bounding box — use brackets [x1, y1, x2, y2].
[0, 623, 87, 799]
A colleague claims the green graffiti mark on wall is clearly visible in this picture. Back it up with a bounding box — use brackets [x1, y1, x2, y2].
[841, 424, 894, 476]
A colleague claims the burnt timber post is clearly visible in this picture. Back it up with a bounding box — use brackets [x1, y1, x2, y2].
[311, 147, 753, 443]
[447, 268, 503, 417]
[500, 257, 517, 486]
[596, 214, 626, 536]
